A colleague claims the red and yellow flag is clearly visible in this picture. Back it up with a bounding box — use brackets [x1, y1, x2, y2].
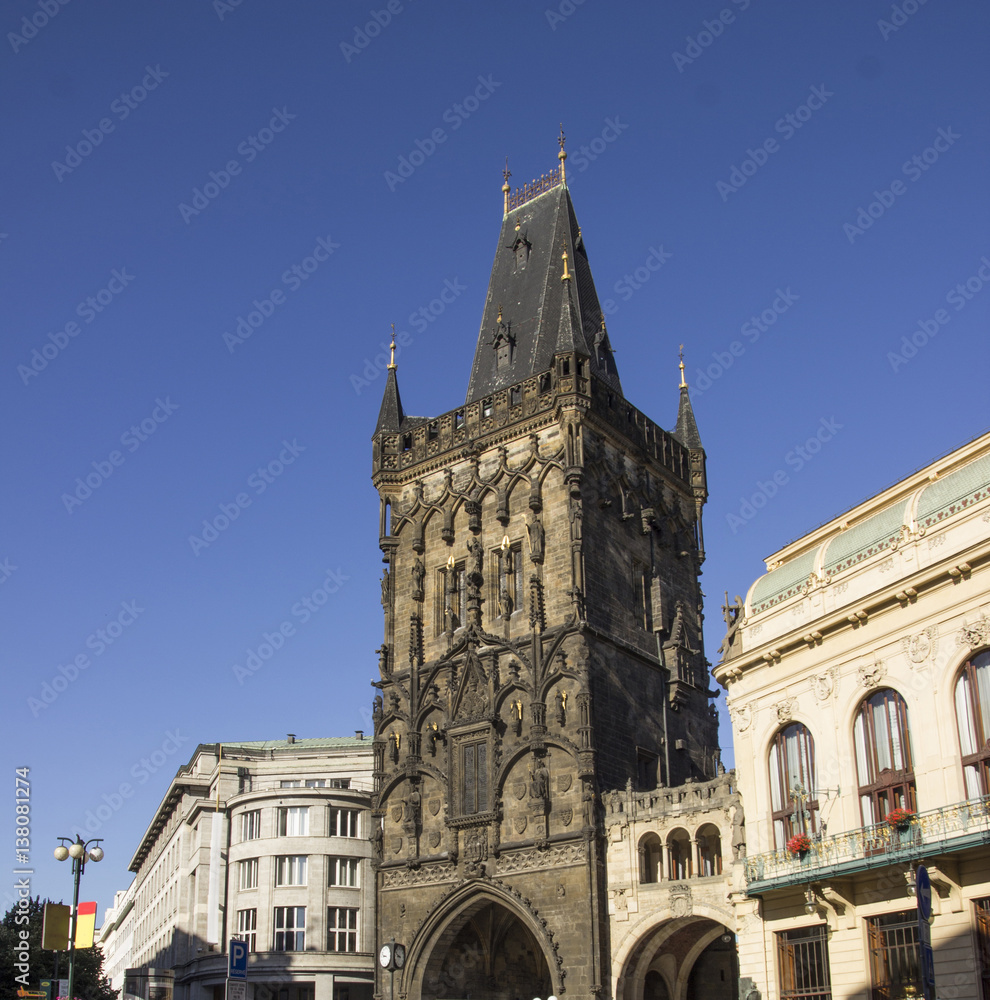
[74, 902, 97, 949]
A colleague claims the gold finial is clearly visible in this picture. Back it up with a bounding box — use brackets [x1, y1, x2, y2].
[558, 123, 567, 184]
[388, 324, 397, 370]
[679, 344, 686, 387]
[502, 157, 512, 214]
[561, 250, 571, 282]
[497, 304, 503, 324]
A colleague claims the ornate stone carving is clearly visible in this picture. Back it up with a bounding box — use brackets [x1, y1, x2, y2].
[902, 626, 939, 665]
[669, 884, 693, 918]
[728, 701, 754, 733]
[528, 517, 545, 564]
[858, 655, 886, 689]
[496, 843, 586, 874]
[958, 614, 990, 649]
[810, 669, 837, 703]
[772, 698, 796, 723]
[381, 861, 456, 888]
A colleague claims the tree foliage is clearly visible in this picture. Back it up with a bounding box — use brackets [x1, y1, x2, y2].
[0, 897, 118, 1000]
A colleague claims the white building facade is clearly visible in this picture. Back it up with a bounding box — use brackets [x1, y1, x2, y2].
[715, 432, 990, 1000]
[99, 736, 376, 1000]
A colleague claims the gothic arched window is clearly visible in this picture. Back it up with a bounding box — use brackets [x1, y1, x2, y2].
[854, 688, 916, 825]
[768, 723, 818, 848]
[955, 649, 990, 797]
[639, 833, 662, 883]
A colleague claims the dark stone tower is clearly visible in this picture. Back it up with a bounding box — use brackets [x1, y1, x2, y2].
[370, 149, 718, 1000]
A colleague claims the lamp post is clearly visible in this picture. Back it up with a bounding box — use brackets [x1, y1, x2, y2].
[53, 836, 104, 1000]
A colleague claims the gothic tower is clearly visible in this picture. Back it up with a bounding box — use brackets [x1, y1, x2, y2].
[370, 145, 718, 1000]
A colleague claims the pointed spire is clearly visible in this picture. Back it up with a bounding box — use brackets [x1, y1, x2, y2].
[558, 123, 567, 186]
[502, 158, 512, 215]
[555, 251, 591, 355]
[374, 325, 405, 437]
[673, 346, 702, 450]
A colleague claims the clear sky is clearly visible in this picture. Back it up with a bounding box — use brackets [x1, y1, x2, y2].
[3, 0, 988, 919]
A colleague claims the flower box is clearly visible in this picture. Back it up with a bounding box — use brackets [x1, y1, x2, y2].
[886, 808, 916, 829]
[787, 833, 811, 855]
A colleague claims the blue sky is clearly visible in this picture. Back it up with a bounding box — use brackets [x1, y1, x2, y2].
[2, 0, 988, 918]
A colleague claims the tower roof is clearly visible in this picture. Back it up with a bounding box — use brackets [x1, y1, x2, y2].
[465, 179, 621, 404]
[673, 351, 703, 450]
[374, 366, 405, 436]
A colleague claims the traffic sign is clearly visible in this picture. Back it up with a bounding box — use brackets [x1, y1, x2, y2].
[227, 980, 246, 1000]
[228, 939, 248, 980]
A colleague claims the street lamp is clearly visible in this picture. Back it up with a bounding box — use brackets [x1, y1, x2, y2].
[54, 836, 104, 1000]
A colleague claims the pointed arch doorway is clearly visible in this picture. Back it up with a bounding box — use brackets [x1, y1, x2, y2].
[417, 899, 553, 1000]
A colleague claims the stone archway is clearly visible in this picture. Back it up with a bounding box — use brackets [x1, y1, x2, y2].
[615, 917, 737, 1000]
[417, 898, 553, 1000]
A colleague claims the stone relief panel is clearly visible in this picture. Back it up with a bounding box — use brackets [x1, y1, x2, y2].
[810, 668, 838, 703]
[858, 655, 886, 689]
[902, 626, 939, 668]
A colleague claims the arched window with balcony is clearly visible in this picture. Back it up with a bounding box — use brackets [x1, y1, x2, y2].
[854, 687, 917, 825]
[768, 723, 818, 848]
[639, 833, 662, 884]
[695, 823, 722, 876]
[955, 649, 990, 798]
[666, 828, 692, 880]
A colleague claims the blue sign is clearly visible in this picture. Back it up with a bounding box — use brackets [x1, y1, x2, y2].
[916, 867, 935, 1000]
[228, 939, 248, 980]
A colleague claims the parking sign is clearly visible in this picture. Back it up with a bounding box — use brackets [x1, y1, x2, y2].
[228, 939, 248, 980]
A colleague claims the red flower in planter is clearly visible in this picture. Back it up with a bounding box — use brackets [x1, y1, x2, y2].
[886, 807, 915, 828]
[787, 833, 811, 855]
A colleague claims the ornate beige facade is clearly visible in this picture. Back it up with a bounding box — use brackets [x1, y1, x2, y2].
[716, 431, 990, 1000]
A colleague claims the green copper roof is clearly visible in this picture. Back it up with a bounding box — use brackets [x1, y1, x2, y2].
[916, 452, 990, 527]
[822, 499, 909, 576]
[750, 549, 817, 614]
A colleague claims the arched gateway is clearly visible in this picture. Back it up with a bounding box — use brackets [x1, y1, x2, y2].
[407, 892, 554, 1000]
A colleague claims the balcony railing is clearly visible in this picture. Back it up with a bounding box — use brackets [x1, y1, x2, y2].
[745, 795, 990, 890]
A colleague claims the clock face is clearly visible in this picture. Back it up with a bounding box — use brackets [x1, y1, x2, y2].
[379, 945, 391, 968]
[394, 944, 406, 969]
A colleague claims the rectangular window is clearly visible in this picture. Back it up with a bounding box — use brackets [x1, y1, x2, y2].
[328, 857, 359, 887]
[329, 808, 360, 838]
[238, 859, 259, 890]
[279, 780, 302, 788]
[273, 906, 305, 952]
[274, 856, 307, 887]
[327, 907, 358, 953]
[777, 925, 832, 1000]
[633, 562, 652, 631]
[235, 909, 257, 953]
[461, 741, 489, 815]
[304, 779, 326, 787]
[868, 911, 920, 1000]
[277, 806, 309, 837]
[241, 810, 261, 841]
[327, 778, 350, 789]
[237, 769, 252, 794]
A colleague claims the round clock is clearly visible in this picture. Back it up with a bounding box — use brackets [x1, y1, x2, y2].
[379, 944, 392, 969]
[394, 944, 406, 969]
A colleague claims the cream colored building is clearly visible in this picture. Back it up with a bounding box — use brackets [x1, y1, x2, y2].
[99, 736, 376, 1000]
[715, 431, 990, 1000]
[604, 771, 743, 1000]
